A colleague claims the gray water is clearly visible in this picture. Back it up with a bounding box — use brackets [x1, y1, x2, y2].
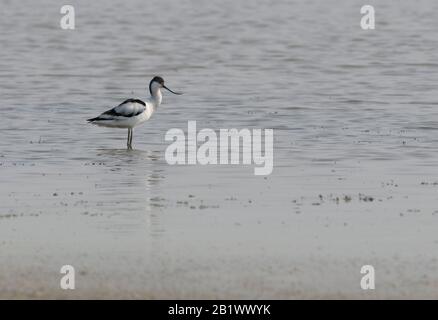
[1, 0, 438, 298]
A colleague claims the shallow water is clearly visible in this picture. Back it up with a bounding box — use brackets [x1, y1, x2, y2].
[1, 0, 438, 298]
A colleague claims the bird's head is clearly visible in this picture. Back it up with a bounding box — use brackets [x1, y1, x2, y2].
[149, 76, 182, 96]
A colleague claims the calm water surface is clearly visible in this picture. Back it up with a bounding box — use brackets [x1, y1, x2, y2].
[1, 0, 438, 298]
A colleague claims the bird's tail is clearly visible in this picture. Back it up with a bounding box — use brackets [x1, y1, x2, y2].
[87, 117, 100, 122]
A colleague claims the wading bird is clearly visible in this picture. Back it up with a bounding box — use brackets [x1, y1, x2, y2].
[87, 76, 182, 149]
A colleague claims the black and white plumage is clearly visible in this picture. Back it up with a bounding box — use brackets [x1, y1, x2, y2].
[88, 99, 147, 124]
[88, 76, 182, 149]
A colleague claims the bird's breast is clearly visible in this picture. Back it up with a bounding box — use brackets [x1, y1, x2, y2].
[134, 104, 154, 125]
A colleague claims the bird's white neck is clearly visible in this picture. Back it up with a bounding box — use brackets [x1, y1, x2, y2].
[152, 88, 162, 107]
[150, 83, 162, 108]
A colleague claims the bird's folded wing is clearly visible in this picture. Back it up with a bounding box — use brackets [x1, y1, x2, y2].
[103, 99, 146, 118]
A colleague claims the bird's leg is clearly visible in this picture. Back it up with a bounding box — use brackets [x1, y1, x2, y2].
[127, 129, 132, 149]
[130, 128, 134, 148]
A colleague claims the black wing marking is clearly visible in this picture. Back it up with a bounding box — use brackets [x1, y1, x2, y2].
[118, 98, 146, 107]
[88, 99, 146, 121]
